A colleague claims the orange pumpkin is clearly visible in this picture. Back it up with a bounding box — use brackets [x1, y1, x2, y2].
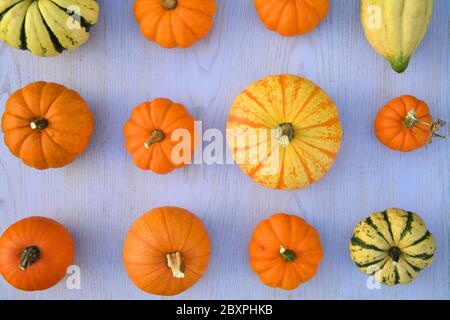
[124, 98, 196, 174]
[134, 0, 217, 48]
[123, 207, 210, 296]
[227, 75, 342, 190]
[1, 81, 94, 170]
[254, 0, 329, 37]
[374, 95, 446, 152]
[0, 216, 74, 291]
[249, 213, 323, 290]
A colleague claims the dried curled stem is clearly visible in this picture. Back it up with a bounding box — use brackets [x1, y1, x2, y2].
[402, 109, 446, 144]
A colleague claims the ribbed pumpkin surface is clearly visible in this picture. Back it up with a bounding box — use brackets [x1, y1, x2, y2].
[1, 81, 95, 170]
[374, 95, 436, 152]
[123, 98, 196, 174]
[123, 207, 210, 296]
[0, 216, 74, 291]
[254, 0, 329, 37]
[249, 213, 323, 290]
[227, 75, 342, 190]
[134, 0, 217, 48]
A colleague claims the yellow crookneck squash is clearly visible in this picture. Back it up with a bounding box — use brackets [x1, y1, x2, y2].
[227, 75, 343, 190]
[361, 0, 434, 73]
[350, 208, 436, 286]
[0, 0, 99, 57]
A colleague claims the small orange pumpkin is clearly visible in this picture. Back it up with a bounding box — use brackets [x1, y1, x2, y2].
[0, 216, 74, 291]
[123, 207, 210, 296]
[134, 0, 217, 48]
[1, 81, 94, 170]
[374, 95, 446, 152]
[254, 0, 329, 37]
[249, 213, 323, 290]
[124, 98, 196, 174]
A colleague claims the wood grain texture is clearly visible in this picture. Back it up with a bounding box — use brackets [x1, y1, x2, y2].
[0, 0, 449, 300]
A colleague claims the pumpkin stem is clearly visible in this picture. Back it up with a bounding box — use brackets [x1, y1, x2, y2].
[144, 129, 165, 149]
[280, 246, 296, 262]
[166, 252, 185, 279]
[20, 246, 41, 270]
[429, 119, 447, 142]
[277, 123, 295, 147]
[402, 109, 428, 128]
[388, 247, 401, 264]
[402, 109, 446, 144]
[160, 0, 177, 10]
[30, 118, 48, 130]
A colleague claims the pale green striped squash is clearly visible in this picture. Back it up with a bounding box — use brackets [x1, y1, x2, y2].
[0, 0, 99, 57]
[349, 208, 436, 286]
[361, 0, 434, 73]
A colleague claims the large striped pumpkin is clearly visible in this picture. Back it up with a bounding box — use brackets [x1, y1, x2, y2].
[0, 0, 99, 57]
[226, 75, 343, 190]
[350, 208, 436, 286]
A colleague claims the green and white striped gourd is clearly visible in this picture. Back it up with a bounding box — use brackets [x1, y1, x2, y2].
[0, 0, 99, 57]
[350, 208, 436, 286]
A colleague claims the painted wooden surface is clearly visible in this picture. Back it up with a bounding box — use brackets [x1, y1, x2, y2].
[0, 0, 449, 300]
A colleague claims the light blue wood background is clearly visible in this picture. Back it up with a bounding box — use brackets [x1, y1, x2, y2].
[0, 0, 449, 300]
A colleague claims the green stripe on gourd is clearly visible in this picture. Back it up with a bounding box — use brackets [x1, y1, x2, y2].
[406, 231, 431, 248]
[349, 208, 436, 286]
[399, 214, 430, 247]
[24, 1, 59, 55]
[351, 236, 384, 252]
[382, 210, 395, 243]
[405, 253, 434, 260]
[0, 0, 99, 57]
[400, 211, 414, 240]
[365, 217, 391, 245]
[371, 259, 388, 276]
[394, 266, 400, 285]
[0, 0, 23, 16]
[0, 0, 29, 49]
[51, 0, 98, 26]
[399, 258, 420, 280]
[404, 255, 435, 270]
[355, 258, 386, 269]
[367, 212, 395, 245]
[404, 259, 422, 272]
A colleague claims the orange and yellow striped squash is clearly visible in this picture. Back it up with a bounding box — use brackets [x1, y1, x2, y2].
[226, 75, 342, 190]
